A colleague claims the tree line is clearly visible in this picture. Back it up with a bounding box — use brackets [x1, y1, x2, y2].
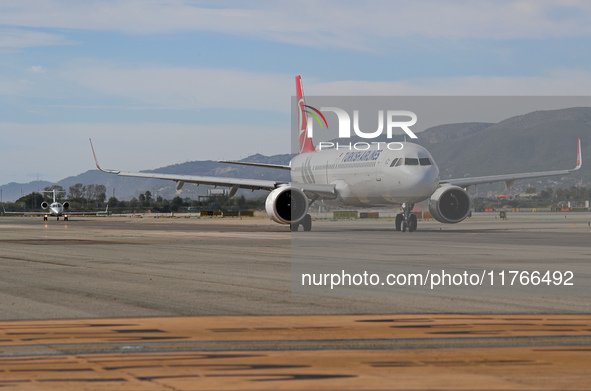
[528, 186, 591, 201]
[8, 184, 587, 214]
[473, 185, 591, 210]
[5, 185, 265, 213]
[106, 191, 265, 213]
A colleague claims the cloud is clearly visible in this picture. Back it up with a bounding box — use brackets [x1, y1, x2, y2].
[1, 1, 591, 51]
[0, 79, 35, 96]
[0, 28, 72, 50]
[55, 62, 591, 114]
[308, 70, 591, 96]
[60, 63, 293, 111]
[28, 65, 47, 74]
[0, 122, 289, 185]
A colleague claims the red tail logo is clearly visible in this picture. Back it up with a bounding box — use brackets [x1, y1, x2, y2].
[296, 75, 316, 154]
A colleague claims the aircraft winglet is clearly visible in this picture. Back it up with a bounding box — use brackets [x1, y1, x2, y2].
[574, 137, 582, 171]
[89, 138, 120, 174]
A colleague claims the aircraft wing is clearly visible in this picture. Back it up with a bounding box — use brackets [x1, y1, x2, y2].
[105, 170, 335, 198]
[90, 138, 283, 192]
[114, 171, 282, 192]
[90, 139, 336, 198]
[2, 208, 108, 216]
[218, 161, 291, 170]
[440, 138, 582, 189]
[64, 206, 109, 215]
[65, 212, 107, 215]
[2, 209, 46, 216]
[296, 183, 337, 198]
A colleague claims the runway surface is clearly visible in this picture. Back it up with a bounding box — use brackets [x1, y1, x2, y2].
[0, 214, 590, 389]
[0, 214, 589, 318]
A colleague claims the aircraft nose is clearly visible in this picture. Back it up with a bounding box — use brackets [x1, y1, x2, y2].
[406, 166, 439, 195]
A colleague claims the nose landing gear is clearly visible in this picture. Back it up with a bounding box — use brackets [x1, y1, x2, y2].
[395, 203, 417, 232]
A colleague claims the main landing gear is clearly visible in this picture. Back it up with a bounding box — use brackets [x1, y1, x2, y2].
[290, 214, 312, 232]
[395, 203, 417, 232]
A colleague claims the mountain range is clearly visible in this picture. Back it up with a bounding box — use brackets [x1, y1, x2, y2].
[1, 107, 589, 202]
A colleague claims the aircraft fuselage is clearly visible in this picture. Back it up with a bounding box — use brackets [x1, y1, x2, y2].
[48, 202, 65, 216]
[290, 142, 440, 207]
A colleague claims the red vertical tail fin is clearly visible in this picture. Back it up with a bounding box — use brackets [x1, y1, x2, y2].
[296, 75, 316, 154]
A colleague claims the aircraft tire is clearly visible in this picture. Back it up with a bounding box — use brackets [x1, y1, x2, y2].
[290, 223, 299, 232]
[408, 213, 417, 232]
[395, 214, 403, 231]
[302, 214, 312, 231]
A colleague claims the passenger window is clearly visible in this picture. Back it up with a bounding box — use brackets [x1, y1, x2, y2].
[405, 158, 419, 166]
[419, 158, 432, 166]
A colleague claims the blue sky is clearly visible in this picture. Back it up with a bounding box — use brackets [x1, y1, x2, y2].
[1, 0, 591, 185]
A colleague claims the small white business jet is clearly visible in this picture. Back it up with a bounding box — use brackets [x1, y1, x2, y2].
[3, 189, 108, 221]
[90, 76, 582, 232]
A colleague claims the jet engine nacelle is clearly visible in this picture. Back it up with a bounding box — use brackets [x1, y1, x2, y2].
[41, 201, 49, 209]
[428, 186, 471, 224]
[265, 186, 309, 225]
[62, 202, 70, 210]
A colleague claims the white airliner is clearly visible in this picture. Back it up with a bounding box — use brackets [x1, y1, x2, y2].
[3, 189, 108, 221]
[90, 76, 582, 232]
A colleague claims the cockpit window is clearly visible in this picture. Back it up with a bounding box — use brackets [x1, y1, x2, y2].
[419, 158, 432, 166]
[390, 158, 399, 167]
[405, 158, 419, 166]
[395, 158, 404, 167]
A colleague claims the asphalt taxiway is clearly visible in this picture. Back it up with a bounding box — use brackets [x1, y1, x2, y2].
[0, 214, 590, 389]
[0, 214, 589, 318]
